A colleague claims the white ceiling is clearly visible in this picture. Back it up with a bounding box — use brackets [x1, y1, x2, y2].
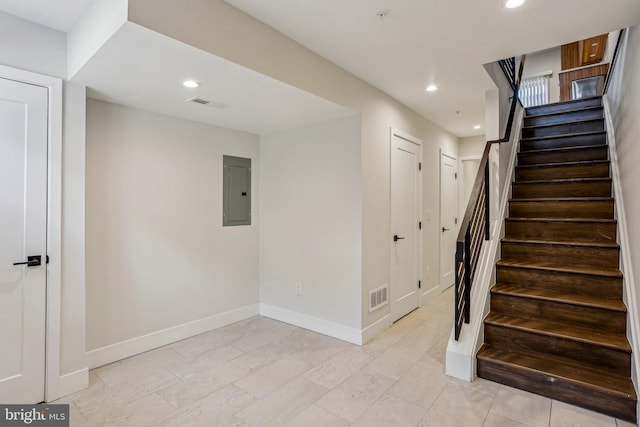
[2, 1, 640, 137]
[71, 22, 356, 135]
[226, 0, 640, 137]
[0, 0, 92, 31]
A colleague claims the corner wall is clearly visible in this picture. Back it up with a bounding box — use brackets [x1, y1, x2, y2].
[85, 100, 260, 365]
[259, 116, 362, 337]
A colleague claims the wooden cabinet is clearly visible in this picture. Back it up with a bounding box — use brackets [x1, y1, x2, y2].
[561, 34, 608, 70]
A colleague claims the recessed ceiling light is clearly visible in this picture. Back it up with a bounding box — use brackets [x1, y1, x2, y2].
[183, 80, 200, 88]
[473, 125, 482, 130]
[505, 0, 525, 8]
[426, 85, 438, 92]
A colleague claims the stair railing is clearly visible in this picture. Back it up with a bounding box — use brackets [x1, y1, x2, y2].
[454, 55, 526, 340]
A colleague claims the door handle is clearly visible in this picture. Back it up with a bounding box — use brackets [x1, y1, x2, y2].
[442, 227, 450, 232]
[393, 235, 405, 242]
[13, 255, 41, 267]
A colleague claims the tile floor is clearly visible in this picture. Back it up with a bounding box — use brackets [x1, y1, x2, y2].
[56, 288, 637, 426]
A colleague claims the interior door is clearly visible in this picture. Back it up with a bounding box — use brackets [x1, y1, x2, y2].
[390, 131, 421, 322]
[440, 152, 458, 289]
[0, 77, 48, 403]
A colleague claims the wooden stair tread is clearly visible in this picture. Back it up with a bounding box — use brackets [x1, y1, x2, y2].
[484, 313, 631, 352]
[506, 217, 616, 224]
[519, 144, 608, 155]
[502, 238, 619, 249]
[523, 117, 604, 131]
[524, 105, 603, 119]
[477, 345, 636, 399]
[509, 197, 613, 203]
[491, 284, 626, 312]
[496, 259, 622, 278]
[516, 160, 609, 170]
[526, 96, 601, 111]
[514, 177, 611, 185]
[520, 131, 606, 143]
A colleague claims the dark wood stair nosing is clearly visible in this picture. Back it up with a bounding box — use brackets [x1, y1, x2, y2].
[518, 144, 608, 156]
[484, 313, 631, 352]
[490, 285, 627, 312]
[514, 177, 612, 185]
[477, 345, 636, 400]
[520, 130, 606, 143]
[501, 238, 619, 249]
[495, 259, 622, 278]
[516, 160, 610, 170]
[505, 217, 616, 224]
[524, 105, 604, 120]
[523, 117, 604, 131]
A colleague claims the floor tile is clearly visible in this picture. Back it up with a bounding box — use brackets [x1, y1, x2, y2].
[483, 412, 528, 427]
[235, 378, 328, 426]
[159, 384, 255, 427]
[165, 346, 244, 380]
[83, 393, 176, 426]
[233, 355, 311, 398]
[95, 348, 184, 387]
[489, 386, 551, 427]
[419, 404, 486, 427]
[350, 394, 427, 427]
[283, 404, 350, 427]
[315, 369, 395, 421]
[387, 360, 449, 409]
[157, 362, 248, 408]
[550, 400, 616, 427]
[304, 347, 372, 389]
[428, 380, 494, 420]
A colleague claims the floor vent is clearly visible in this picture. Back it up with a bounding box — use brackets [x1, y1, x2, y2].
[369, 285, 388, 312]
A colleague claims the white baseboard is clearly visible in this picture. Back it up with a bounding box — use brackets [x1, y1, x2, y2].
[86, 304, 260, 369]
[260, 304, 363, 345]
[361, 313, 392, 345]
[50, 368, 89, 401]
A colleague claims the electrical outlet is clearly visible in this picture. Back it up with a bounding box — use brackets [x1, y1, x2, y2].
[295, 282, 303, 295]
[426, 210, 432, 221]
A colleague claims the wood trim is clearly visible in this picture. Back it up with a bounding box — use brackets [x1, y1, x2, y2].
[559, 64, 609, 101]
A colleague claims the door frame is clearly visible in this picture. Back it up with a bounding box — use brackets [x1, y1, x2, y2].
[0, 65, 63, 402]
[439, 150, 458, 290]
[389, 128, 423, 318]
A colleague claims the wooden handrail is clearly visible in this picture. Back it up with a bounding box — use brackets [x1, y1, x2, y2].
[454, 54, 526, 341]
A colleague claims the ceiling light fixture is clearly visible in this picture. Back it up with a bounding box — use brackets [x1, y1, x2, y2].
[505, 0, 525, 8]
[473, 125, 482, 130]
[426, 85, 438, 92]
[183, 80, 200, 88]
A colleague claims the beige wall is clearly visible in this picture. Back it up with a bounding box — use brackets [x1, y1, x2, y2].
[128, 0, 459, 330]
[85, 100, 260, 351]
[260, 116, 362, 329]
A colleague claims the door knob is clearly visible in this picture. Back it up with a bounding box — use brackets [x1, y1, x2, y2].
[393, 235, 405, 242]
[442, 227, 450, 232]
[13, 255, 41, 267]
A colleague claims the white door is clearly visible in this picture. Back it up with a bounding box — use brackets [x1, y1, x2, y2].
[0, 78, 48, 403]
[440, 152, 458, 289]
[390, 131, 421, 322]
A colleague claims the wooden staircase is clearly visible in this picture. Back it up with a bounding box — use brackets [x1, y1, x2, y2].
[476, 96, 638, 422]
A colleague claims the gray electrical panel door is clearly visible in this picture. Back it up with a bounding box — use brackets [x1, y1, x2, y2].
[223, 155, 251, 226]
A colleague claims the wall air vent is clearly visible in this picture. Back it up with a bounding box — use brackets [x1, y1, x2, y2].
[186, 97, 225, 109]
[369, 284, 388, 312]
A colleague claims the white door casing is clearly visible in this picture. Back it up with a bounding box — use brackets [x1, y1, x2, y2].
[440, 152, 458, 289]
[0, 77, 49, 403]
[390, 129, 421, 322]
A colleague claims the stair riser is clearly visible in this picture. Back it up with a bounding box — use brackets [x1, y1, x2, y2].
[501, 242, 619, 269]
[526, 98, 602, 116]
[518, 146, 608, 166]
[524, 109, 603, 127]
[516, 163, 609, 181]
[505, 220, 617, 244]
[484, 324, 630, 376]
[496, 265, 622, 300]
[508, 200, 614, 219]
[477, 359, 636, 422]
[523, 119, 604, 138]
[490, 293, 626, 334]
[511, 180, 611, 199]
[520, 133, 607, 152]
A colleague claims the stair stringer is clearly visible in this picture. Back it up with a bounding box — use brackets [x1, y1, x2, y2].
[445, 108, 524, 381]
[604, 95, 640, 421]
